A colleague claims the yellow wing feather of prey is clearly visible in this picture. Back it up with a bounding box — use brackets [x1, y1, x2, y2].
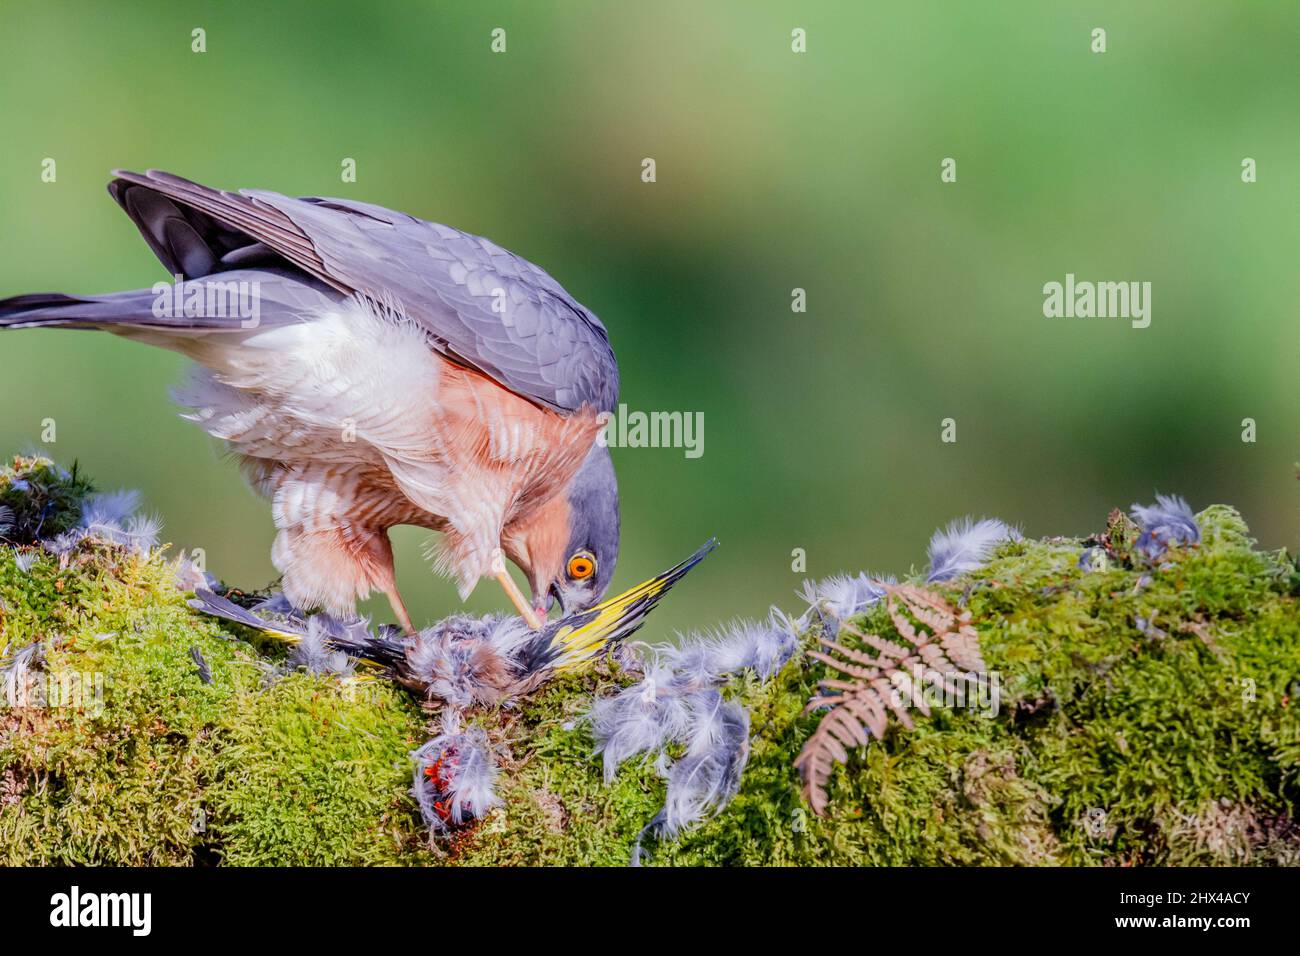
[249, 622, 305, 642]
[547, 568, 681, 671]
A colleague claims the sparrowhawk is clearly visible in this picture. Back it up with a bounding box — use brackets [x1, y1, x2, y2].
[0, 169, 623, 632]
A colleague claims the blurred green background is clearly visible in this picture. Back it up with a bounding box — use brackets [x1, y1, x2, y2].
[1, 1, 1297, 635]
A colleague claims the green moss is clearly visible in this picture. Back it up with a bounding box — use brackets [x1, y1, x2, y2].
[0, 542, 434, 865]
[638, 503, 1299, 868]
[0, 547, 262, 864]
[208, 673, 428, 866]
[461, 502, 1299, 867]
[1, 473, 1297, 865]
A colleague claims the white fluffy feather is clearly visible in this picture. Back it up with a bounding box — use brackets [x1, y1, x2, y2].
[926, 517, 1017, 583]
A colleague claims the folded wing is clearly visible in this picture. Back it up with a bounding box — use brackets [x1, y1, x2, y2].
[109, 169, 619, 413]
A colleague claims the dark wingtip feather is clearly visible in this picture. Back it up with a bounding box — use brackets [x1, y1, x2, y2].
[188, 588, 306, 637]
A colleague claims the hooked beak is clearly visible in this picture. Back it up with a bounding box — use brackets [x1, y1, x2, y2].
[548, 582, 566, 617]
[531, 582, 560, 622]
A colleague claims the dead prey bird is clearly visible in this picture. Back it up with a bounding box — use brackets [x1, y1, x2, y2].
[190, 540, 717, 709]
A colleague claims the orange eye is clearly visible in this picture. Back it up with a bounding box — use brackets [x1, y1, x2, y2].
[567, 553, 596, 580]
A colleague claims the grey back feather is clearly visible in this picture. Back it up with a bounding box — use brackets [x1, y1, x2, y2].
[106, 170, 619, 412]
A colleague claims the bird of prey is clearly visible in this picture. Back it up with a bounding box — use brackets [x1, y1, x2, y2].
[0, 169, 623, 631]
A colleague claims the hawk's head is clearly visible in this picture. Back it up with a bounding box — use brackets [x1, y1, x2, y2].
[504, 442, 619, 620]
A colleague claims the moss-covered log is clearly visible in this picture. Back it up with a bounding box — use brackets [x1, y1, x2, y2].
[1, 455, 1297, 865]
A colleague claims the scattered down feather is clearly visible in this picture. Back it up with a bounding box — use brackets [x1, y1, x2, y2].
[589, 610, 796, 863]
[411, 713, 501, 832]
[666, 693, 749, 826]
[591, 611, 796, 780]
[173, 553, 221, 592]
[661, 609, 800, 689]
[797, 572, 890, 631]
[79, 489, 141, 531]
[926, 517, 1018, 583]
[79, 490, 161, 554]
[589, 667, 693, 781]
[36, 488, 161, 557]
[1130, 495, 1200, 562]
[1077, 546, 1108, 572]
[285, 617, 355, 677]
[632, 691, 750, 865]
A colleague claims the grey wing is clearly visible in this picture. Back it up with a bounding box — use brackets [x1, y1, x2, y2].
[109, 170, 619, 413]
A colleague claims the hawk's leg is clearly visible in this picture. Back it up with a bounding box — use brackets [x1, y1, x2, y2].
[273, 524, 417, 633]
[264, 462, 424, 633]
[490, 548, 544, 629]
[383, 583, 416, 635]
[352, 528, 418, 635]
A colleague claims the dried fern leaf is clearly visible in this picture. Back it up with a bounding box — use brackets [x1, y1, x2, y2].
[818, 678, 863, 692]
[871, 676, 916, 727]
[941, 624, 986, 674]
[796, 585, 988, 815]
[807, 649, 878, 681]
[886, 602, 922, 646]
[838, 623, 911, 660]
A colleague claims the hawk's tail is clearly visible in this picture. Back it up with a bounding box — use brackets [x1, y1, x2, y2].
[0, 286, 202, 331]
[0, 282, 275, 332]
[519, 538, 719, 675]
[0, 292, 107, 330]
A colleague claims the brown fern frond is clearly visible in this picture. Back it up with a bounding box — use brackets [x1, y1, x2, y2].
[889, 584, 985, 673]
[838, 624, 911, 661]
[885, 601, 922, 646]
[818, 634, 887, 667]
[807, 648, 879, 681]
[817, 678, 863, 692]
[795, 585, 988, 816]
[865, 634, 912, 660]
[889, 668, 931, 717]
